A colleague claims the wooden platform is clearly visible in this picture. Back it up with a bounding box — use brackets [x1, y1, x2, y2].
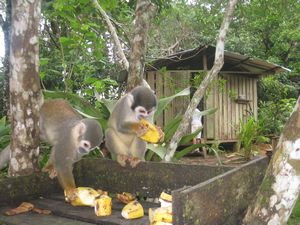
[0, 158, 268, 225]
[0, 194, 159, 225]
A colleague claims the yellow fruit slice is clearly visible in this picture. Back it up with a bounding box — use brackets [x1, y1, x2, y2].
[159, 192, 172, 202]
[139, 119, 163, 143]
[94, 195, 112, 217]
[121, 200, 144, 219]
[159, 192, 172, 208]
[64, 187, 101, 207]
[149, 206, 173, 224]
[116, 192, 136, 204]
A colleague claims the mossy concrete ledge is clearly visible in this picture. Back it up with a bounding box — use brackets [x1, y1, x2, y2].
[0, 172, 60, 206]
[73, 158, 232, 198]
[172, 156, 268, 225]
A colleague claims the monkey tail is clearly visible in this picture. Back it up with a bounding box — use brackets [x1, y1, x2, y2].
[0, 145, 10, 170]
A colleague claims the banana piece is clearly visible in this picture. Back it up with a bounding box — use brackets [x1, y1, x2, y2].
[139, 119, 162, 143]
[116, 192, 136, 204]
[94, 195, 112, 217]
[159, 192, 172, 208]
[64, 187, 103, 207]
[149, 206, 173, 224]
[121, 200, 144, 219]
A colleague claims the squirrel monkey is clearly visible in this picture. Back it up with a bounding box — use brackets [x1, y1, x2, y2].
[0, 99, 103, 197]
[105, 86, 158, 167]
[40, 99, 103, 195]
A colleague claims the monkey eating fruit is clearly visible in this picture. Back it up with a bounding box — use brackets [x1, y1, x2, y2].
[105, 86, 163, 167]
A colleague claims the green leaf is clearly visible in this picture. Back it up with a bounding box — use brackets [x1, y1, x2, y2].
[146, 144, 167, 159]
[163, 116, 182, 142]
[197, 107, 218, 117]
[179, 127, 203, 145]
[174, 143, 206, 160]
[101, 99, 118, 114]
[84, 77, 98, 84]
[154, 87, 190, 119]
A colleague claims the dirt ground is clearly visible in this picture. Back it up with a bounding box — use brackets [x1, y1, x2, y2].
[180, 143, 273, 167]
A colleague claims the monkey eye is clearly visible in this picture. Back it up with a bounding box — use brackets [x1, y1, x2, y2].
[139, 109, 146, 114]
[83, 142, 90, 149]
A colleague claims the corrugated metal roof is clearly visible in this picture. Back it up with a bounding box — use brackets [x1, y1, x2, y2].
[146, 45, 290, 75]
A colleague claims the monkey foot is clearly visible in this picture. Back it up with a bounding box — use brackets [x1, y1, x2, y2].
[128, 157, 141, 168]
[64, 188, 78, 202]
[48, 169, 57, 179]
[116, 154, 129, 167]
[43, 167, 57, 179]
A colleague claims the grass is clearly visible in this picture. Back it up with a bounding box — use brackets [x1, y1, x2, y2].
[288, 197, 300, 225]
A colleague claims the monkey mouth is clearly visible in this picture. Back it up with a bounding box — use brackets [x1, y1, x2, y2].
[79, 147, 89, 154]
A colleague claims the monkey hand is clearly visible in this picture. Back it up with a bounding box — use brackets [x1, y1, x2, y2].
[135, 123, 149, 137]
[156, 126, 165, 142]
[42, 165, 58, 179]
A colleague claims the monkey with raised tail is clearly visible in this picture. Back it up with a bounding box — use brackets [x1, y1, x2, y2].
[0, 99, 103, 198]
[105, 86, 160, 167]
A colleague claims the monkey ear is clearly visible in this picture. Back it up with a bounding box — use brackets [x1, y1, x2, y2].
[76, 122, 87, 136]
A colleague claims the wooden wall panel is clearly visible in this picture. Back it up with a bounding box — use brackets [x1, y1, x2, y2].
[145, 71, 258, 143]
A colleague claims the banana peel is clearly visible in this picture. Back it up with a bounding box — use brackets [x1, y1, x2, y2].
[121, 200, 144, 219]
[139, 119, 164, 143]
[94, 195, 112, 217]
[149, 206, 173, 224]
[116, 192, 136, 204]
[64, 187, 107, 207]
[5, 202, 34, 216]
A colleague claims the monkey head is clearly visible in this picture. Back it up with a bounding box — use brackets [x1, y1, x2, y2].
[76, 118, 103, 155]
[129, 86, 157, 120]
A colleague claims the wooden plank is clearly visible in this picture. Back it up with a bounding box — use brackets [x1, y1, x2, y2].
[219, 75, 223, 140]
[227, 75, 232, 140]
[164, 72, 173, 127]
[0, 207, 93, 225]
[253, 78, 258, 119]
[204, 79, 215, 139]
[30, 197, 152, 225]
[155, 72, 164, 127]
[74, 159, 232, 198]
[173, 156, 269, 225]
[235, 75, 240, 139]
[0, 206, 93, 225]
[146, 71, 155, 90]
[242, 76, 247, 122]
[224, 75, 228, 140]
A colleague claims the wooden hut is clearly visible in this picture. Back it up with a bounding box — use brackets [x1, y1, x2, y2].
[145, 45, 288, 143]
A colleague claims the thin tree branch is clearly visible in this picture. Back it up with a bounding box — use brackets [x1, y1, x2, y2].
[93, 0, 129, 70]
[163, 0, 238, 161]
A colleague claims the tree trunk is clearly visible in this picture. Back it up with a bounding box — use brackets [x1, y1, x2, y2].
[127, 0, 156, 91]
[163, 0, 238, 161]
[9, 0, 42, 176]
[243, 96, 300, 225]
[0, 0, 11, 118]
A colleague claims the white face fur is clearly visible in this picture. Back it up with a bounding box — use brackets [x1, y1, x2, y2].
[134, 106, 155, 120]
